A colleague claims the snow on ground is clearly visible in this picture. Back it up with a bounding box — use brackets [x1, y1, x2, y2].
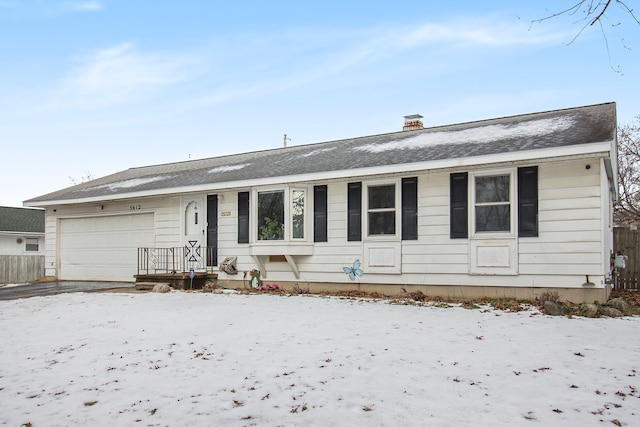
[0, 291, 638, 426]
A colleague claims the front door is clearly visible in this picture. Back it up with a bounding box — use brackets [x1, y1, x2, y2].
[182, 196, 205, 270]
[207, 195, 218, 267]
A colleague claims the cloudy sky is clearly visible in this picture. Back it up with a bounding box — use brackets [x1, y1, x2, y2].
[1, 1, 639, 207]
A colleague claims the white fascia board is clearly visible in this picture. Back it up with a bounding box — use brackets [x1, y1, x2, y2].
[0, 230, 45, 236]
[25, 141, 613, 207]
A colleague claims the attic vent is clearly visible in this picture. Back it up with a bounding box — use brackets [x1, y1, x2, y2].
[403, 114, 423, 131]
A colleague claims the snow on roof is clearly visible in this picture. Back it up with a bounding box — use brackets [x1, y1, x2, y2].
[208, 164, 251, 174]
[24, 102, 616, 205]
[355, 116, 575, 153]
[80, 176, 172, 192]
[299, 147, 337, 158]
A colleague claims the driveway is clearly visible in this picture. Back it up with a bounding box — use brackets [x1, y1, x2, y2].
[0, 281, 136, 301]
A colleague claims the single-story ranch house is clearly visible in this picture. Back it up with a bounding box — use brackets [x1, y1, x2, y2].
[24, 102, 618, 302]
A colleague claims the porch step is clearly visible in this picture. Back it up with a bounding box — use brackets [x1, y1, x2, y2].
[135, 282, 170, 291]
[134, 273, 217, 290]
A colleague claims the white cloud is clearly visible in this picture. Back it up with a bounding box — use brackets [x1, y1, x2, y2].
[0, 1, 105, 15]
[35, 15, 570, 117]
[41, 42, 198, 110]
[395, 19, 566, 49]
[62, 1, 104, 12]
[189, 17, 567, 109]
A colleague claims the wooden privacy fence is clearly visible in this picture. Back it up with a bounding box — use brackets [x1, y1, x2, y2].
[0, 255, 45, 284]
[613, 227, 640, 290]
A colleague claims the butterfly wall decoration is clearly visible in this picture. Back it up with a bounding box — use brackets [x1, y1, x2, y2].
[343, 259, 364, 281]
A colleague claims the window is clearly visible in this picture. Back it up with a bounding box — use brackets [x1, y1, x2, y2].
[367, 183, 396, 236]
[253, 187, 307, 242]
[474, 174, 511, 233]
[291, 189, 305, 239]
[449, 168, 538, 239]
[349, 180, 415, 241]
[258, 190, 284, 240]
[25, 237, 39, 252]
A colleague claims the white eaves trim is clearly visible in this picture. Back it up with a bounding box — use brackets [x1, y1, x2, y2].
[24, 141, 613, 207]
[0, 230, 45, 236]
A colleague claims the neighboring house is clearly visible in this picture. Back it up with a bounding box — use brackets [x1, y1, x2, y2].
[24, 102, 618, 302]
[0, 206, 45, 284]
[0, 206, 45, 256]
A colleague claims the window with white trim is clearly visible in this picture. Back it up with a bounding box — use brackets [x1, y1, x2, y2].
[365, 182, 398, 237]
[255, 187, 307, 242]
[473, 172, 514, 234]
[257, 190, 284, 240]
[291, 189, 305, 239]
[25, 237, 39, 252]
[450, 167, 538, 239]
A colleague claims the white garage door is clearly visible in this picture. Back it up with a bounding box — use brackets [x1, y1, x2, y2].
[59, 213, 155, 281]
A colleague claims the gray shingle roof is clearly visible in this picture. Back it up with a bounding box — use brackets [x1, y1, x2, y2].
[0, 206, 45, 233]
[26, 102, 616, 205]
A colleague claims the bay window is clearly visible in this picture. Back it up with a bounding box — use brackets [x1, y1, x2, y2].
[254, 187, 307, 242]
[257, 190, 284, 240]
[291, 189, 305, 239]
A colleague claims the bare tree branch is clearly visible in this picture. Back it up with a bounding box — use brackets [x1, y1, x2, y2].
[530, 1, 638, 73]
[529, 2, 586, 25]
[616, 1, 640, 25]
[590, 0, 612, 25]
[615, 115, 640, 225]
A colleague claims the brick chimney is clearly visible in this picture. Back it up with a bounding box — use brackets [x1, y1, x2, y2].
[403, 114, 423, 131]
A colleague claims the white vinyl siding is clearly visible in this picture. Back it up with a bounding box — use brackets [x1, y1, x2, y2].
[519, 161, 603, 276]
[42, 158, 609, 290]
[402, 173, 469, 275]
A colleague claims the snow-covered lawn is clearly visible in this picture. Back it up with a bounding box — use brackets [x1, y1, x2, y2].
[1, 291, 638, 426]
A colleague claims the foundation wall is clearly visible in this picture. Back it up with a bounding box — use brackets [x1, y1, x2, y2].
[217, 279, 612, 304]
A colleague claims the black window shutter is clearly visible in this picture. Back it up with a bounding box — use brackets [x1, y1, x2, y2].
[347, 182, 362, 241]
[450, 172, 468, 239]
[518, 166, 538, 237]
[314, 185, 328, 242]
[402, 177, 418, 240]
[237, 191, 249, 244]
